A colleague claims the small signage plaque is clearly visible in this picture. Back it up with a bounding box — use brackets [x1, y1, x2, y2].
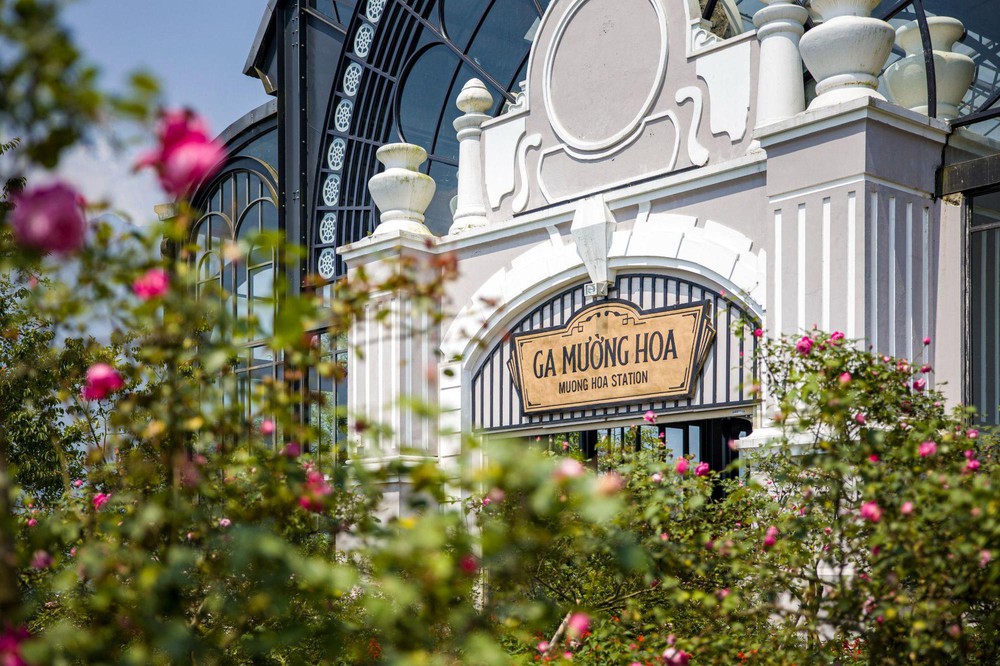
[507, 300, 716, 415]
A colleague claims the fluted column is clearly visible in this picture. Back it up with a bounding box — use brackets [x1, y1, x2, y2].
[449, 79, 492, 234]
[368, 143, 436, 237]
[753, 0, 809, 127]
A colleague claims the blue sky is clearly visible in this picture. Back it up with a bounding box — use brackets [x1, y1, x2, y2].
[65, 0, 271, 135]
[49, 0, 272, 223]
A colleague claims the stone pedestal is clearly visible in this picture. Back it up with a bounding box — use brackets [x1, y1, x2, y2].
[449, 79, 492, 234]
[884, 17, 975, 120]
[800, 0, 895, 109]
[753, 0, 809, 127]
[369, 143, 436, 237]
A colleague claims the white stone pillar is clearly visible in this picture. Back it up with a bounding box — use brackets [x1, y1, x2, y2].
[753, 0, 809, 127]
[368, 143, 436, 237]
[449, 79, 492, 234]
[800, 0, 895, 109]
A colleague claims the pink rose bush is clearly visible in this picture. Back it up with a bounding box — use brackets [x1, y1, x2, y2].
[137, 109, 226, 197]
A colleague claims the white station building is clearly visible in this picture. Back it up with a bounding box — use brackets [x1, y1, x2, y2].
[195, 0, 1000, 495]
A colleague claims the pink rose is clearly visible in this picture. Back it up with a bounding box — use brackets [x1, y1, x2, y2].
[662, 647, 691, 665]
[299, 468, 332, 512]
[921, 364, 932, 374]
[537, 641, 550, 654]
[481, 497, 491, 506]
[0, 625, 30, 666]
[281, 442, 301, 458]
[855, 413, 867, 425]
[675, 458, 689, 475]
[73, 479, 83, 488]
[82, 363, 124, 401]
[795, 336, 814, 355]
[30, 551, 52, 569]
[554, 458, 585, 480]
[968, 429, 979, 440]
[918, 441, 937, 458]
[981, 550, 992, 569]
[839, 372, 851, 384]
[459, 553, 478, 575]
[860, 501, 882, 523]
[912, 378, 927, 392]
[26, 518, 37, 528]
[694, 462, 710, 477]
[900, 501, 914, 516]
[643, 410, 657, 424]
[965, 459, 981, 474]
[561, 440, 570, 451]
[260, 419, 276, 435]
[651, 472, 663, 484]
[132, 267, 169, 300]
[763, 525, 778, 549]
[218, 518, 231, 528]
[137, 109, 226, 197]
[923, 336, 931, 345]
[868, 455, 879, 463]
[567, 612, 590, 637]
[92, 492, 112, 511]
[10, 182, 87, 254]
[753, 327, 764, 338]
[830, 331, 845, 343]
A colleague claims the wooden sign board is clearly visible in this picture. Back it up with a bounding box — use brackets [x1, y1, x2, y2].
[508, 300, 715, 415]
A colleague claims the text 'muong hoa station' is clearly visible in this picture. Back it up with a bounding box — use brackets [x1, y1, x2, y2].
[507, 301, 717, 415]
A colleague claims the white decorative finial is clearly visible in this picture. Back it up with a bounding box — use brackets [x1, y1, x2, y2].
[884, 16, 975, 120]
[800, 0, 895, 109]
[450, 79, 493, 234]
[367, 143, 436, 237]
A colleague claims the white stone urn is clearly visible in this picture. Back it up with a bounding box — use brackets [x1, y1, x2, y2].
[368, 143, 436, 237]
[800, 0, 895, 109]
[883, 17, 975, 120]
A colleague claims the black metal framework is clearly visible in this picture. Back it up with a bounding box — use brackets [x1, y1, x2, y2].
[472, 273, 760, 433]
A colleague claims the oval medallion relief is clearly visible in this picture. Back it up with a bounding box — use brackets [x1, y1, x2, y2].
[544, 0, 667, 153]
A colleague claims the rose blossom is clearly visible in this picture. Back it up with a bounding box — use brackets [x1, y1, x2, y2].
[912, 378, 927, 392]
[218, 518, 231, 528]
[260, 419, 276, 435]
[92, 493, 111, 510]
[860, 501, 882, 523]
[299, 468, 332, 512]
[965, 459, 981, 474]
[132, 267, 170, 300]
[968, 429, 980, 440]
[30, 550, 52, 569]
[753, 327, 764, 338]
[795, 336, 814, 355]
[839, 372, 851, 384]
[0, 625, 30, 666]
[675, 458, 689, 475]
[981, 550, 992, 568]
[73, 479, 83, 488]
[10, 182, 87, 254]
[694, 462, 710, 477]
[26, 519, 36, 528]
[855, 413, 867, 425]
[643, 410, 657, 424]
[459, 554, 478, 574]
[82, 363, 125, 401]
[554, 458, 585, 480]
[900, 501, 914, 516]
[923, 336, 931, 345]
[662, 647, 691, 665]
[137, 109, 226, 197]
[567, 612, 590, 637]
[830, 331, 845, 344]
[919, 441, 937, 458]
[537, 641, 550, 653]
[651, 472, 663, 484]
[763, 525, 778, 549]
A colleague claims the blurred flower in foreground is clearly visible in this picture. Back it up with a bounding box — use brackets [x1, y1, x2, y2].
[137, 109, 225, 197]
[10, 182, 87, 254]
[132, 267, 169, 300]
[82, 363, 124, 400]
